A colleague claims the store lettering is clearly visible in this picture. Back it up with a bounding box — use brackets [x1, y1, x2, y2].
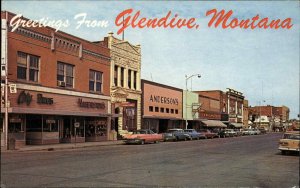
[17, 91, 32, 105]
[37, 94, 53, 105]
[78, 98, 105, 109]
[149, 95, 178, 105]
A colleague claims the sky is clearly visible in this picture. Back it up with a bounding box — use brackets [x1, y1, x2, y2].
[2, 1, 299, 118]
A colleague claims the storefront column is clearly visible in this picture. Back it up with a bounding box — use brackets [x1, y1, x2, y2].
[124, 66, 128, 89]
[111, 60, 115, 87]
[136, 72, 141, 91]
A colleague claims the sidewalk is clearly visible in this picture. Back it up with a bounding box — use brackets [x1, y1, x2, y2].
[1, 140, 125, 152]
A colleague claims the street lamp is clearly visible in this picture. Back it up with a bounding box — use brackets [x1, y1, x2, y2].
[185, 74, 201, 129]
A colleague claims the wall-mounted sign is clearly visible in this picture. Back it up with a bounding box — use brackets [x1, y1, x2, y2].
[17, 91, 32, 105]
[37, 94, 53, 105]
[149, 95, 178, 105]
[120, 102, 135, 107]
[78, 98, 105, 109]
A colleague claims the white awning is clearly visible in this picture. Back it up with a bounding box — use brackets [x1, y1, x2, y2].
[231, 123, 243, 128]
[201, 120, 227, 128]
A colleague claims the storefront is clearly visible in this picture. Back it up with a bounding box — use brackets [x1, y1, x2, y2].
[5, 88, 111, 147]
[141, 80, 183, 133]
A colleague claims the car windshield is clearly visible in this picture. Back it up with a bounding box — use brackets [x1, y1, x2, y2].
[283, 134, 300, 140]
[168, 130, 180, 133]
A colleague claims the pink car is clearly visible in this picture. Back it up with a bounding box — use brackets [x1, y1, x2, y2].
[124, 129, 163, 145]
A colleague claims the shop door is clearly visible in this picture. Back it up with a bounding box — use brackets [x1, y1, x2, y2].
[159, 119, 168, 133]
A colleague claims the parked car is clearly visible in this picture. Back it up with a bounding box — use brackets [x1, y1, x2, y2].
[163, 129, 191, 141]
[184, 129, 206, 140]
[242, 129, 255, 135]
[199, 129, 219, 139]
[234, 129, 243, 136]
[253, 129, 261, 135]
[224, 129, 237, 137]
[258, 128, 267, 134]
[123, 129, 163, 145]
[278, 131, 300, 155]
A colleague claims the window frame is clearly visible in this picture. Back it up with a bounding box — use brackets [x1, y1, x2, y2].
[89, 70, 103, 93]
[57, 62, 75, 88]
[17, 51, 40, 82]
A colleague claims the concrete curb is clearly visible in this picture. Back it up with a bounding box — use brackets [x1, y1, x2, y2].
[1, 140, 125, 153]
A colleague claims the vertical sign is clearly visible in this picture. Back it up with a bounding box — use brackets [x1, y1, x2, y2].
[1, 18, 7, 77]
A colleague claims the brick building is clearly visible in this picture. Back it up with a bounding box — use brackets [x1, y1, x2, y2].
[249, 105, 290, 130]
[1, 11, 112, 148]
[193, 90, 227, 129]
[141, 80, 183, 133]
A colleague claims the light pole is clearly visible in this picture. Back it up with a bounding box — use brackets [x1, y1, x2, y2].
[185, 74, 201, 130]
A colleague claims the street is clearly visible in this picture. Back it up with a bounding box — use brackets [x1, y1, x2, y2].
[1, 133, 299, 187]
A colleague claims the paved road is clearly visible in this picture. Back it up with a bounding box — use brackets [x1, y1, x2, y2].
[1, 133, 299, 187]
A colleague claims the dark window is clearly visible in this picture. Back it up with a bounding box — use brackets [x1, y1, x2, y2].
[57, 62, 74, 88]
[175, 109, 178, 114]
[89, 70, 103, 93]
[155, 107, 159, 112]
[133, 71, 137, 90]
[120, 67, 124, 87]
[149, 106, 153, 112]
[171, 109, 174, 114]
[160, 108, 164, 113]
[128, 69, 131, 89]
[114, 65, 118, 86]
[166, 108, 170, 113]
[17, 52, 39, 82]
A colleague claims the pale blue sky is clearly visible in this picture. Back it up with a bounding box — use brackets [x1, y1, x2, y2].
[2, 1, 299, 118]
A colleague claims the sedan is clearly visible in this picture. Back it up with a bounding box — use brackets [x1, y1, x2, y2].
[163, 129, 191, 141]
[184, 129, 206, 140]
[123, 129, 163, 145]
[199, 129, 219, 139]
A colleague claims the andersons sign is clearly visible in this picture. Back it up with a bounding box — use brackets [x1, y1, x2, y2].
[150, 95, 179, 105]
[78, 98, 105, 109]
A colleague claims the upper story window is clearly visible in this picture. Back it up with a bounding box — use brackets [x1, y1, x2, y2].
[114, 65, 118, 86]
[17, 52, 39, 82]
[57, 62, 74, 88]
[128, 69, 131, 88]
[120, 67, 124, 87]
[89, 70, 103, 93]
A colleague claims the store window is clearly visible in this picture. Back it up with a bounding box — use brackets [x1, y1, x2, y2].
[166, 108, 170, 113]
[57, 62, 74, 88]
[149, 106, 153, 112]
[26, 115, 42, 132]
[85, 118, 107, 138]
[155, 107, 159, 112]
[89, 70, 103, 93]
[43, 119, 58, 132]
[17, 52, 39, 82]
[171, 109, 174, 114]
[160, 108, 164, 113]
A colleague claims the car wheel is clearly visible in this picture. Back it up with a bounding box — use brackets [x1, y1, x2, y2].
[141, 140, 145, 145]
[197, 137, 200, 140]
[281, 150, 286, 155]
[184, 137, 187, 141]
[154, 140, 159, 144]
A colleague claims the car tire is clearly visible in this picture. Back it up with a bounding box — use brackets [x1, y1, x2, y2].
[154, 141, 159, 144]
[141, 140, 145, 145]
[184, 137, 187, 141]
